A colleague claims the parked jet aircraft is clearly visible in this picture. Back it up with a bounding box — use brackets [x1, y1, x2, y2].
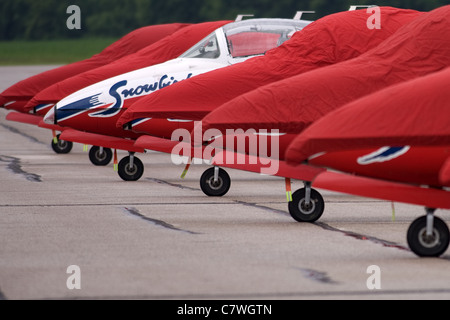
[281, 66, 450, 257]
[44, 17, 312, 181]
[25, 21, 232, 117]
[115, 7, 422, 191]
[5, 21, 227, 155]
[1, 23, 187, 112]
[119, 3, 450, 244]
[189, 4, 450, 198]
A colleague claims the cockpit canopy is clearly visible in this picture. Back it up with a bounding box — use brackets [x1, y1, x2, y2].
[181, 18, 311, 59]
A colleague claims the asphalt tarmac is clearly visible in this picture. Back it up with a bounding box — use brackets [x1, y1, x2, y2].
[1, 66, 450, 301]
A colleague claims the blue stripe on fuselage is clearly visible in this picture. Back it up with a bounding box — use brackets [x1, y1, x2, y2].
[56, 93, 102, 122]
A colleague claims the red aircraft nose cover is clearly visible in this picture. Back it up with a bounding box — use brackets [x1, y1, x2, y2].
[116, 6, 422, 128]
[199, 5, 450, 137]
[25, 21, 232, 113]
[285, 66, 450, 163]
[441, 158, 450, 185]
[0, 23, 189, 109]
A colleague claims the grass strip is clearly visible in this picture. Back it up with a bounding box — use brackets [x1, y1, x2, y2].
[0, 38, 118, 65]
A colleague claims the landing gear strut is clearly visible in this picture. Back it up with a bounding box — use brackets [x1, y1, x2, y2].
[407, 208, 450, 257]
[288, 182, 324, 222]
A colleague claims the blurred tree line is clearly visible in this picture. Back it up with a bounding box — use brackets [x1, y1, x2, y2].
[0, 0, 448, 40]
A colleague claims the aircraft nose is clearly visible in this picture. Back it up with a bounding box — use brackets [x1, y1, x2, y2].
[0, 95, 6, 107]
[43, 105, 56, 124]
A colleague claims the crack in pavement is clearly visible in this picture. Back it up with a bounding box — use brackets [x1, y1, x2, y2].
[235, 201, 450, 260]
[143, 177, 421, 255]
[315, 221, 410, 252]
[145, 177, 199, 191]
[233, 199, 289, 216]
[0, 155, 41, 182]
[297, 267, 339, 284]
[236, 200, 413, 253]
[121, 206, 201, 235]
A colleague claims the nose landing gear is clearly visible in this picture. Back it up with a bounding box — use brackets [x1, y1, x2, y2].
[89, 146, 113, 166]
[288, 182, 325, 223]
[118, 152, 144, 181]
[407, 208, 450, 257]
[200, 166, 231, 197]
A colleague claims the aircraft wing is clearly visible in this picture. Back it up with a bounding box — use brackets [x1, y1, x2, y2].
[313, 170, 450, 210]
[134, 135, 208, 159]
[135, 135, 186, 154]
[208, 148, 450, 210]
[6, 111, 42, 126]
[38, 120, 66, 132]
[59, 129, 145, 153]
[209, 146, 450, 210]
[211, 150, 325, 182]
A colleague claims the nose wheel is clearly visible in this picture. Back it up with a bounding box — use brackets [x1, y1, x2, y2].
[288, 183, 324, 222]
[200, 167, 231, 197]
[117, 153, 144, 181]
[89, 146, 113, 166]
[51, 134, 73, 154]
[407, 208, 449, 257]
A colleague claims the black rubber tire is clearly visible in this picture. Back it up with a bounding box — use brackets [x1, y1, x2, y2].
[89, 146, 113, 166]
[117, 156, 144, 181]
[200, 167, 231, 197]
[51, 134, 73, 154]
[407, 216, 450, 257]
[288, 188, 325, 222]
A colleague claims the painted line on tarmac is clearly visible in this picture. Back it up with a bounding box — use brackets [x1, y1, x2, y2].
[0, 202, 235, 208]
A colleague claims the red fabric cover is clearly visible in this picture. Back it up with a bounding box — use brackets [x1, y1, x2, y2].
[285, 66, 450, 163]
[116, 7, 422, 128]
[440, 158, 450, 185]
[0, 23, 189, 109]
[24, 21, 231, 112]
[199, 5, 450, 137]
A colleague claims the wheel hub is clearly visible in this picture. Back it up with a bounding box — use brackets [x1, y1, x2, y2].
[125, 164, 137, 175]
[207, 176, 223, 190]
[58, 140, 68, 149]
[418, 227, 440, 248]
[299, 198, 316, 215]
[95, 150, 107, 161]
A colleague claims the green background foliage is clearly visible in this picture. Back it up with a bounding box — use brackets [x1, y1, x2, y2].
[0, 0, 448, 40]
